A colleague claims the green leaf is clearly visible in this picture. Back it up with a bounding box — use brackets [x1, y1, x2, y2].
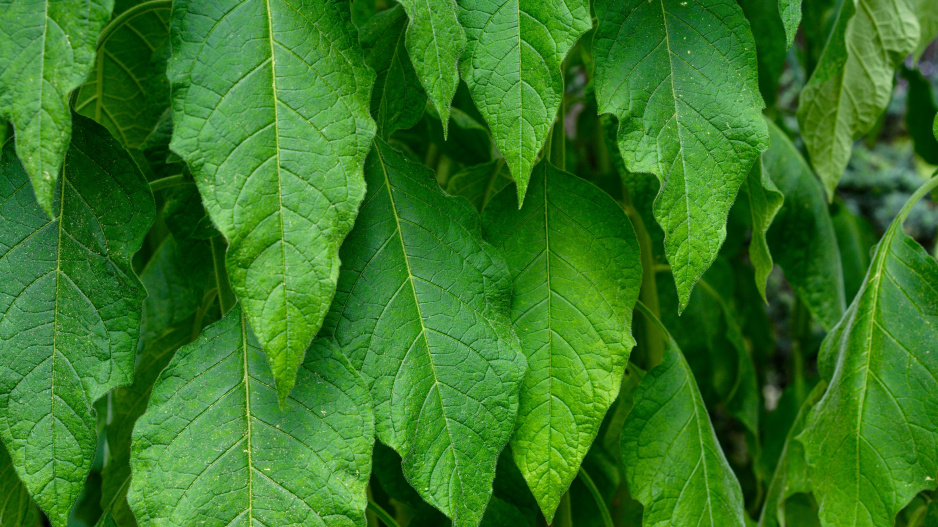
[74, 0, 172, 149]
[796, 178, 938, 527]
[737, 0, 792, 106]
[0, 115, 155, 527]
[830, 202, 876, 304]
[763, 121, 845, 330]
[480, 160, 641, 520]
[0, 442, 41, 527]
[796, 0, 919, 198]
[446, 159, 512, 212]
[167, 0, 377, 402]
[324, 139, 526, 527]
[779, 0, 802, 47]
[593, 0, 769, 310]
[900, 66, 938, 166]
[457, 0, 591, 205]
[360, 5, 428, 140]
[0, 0, 113, 217]
[396, 0, 465, 131]
[741, 158, 784, 302]
[127, 306, 374, 526]
[621, 313, 747, 527]
[912, 0, 938, 60]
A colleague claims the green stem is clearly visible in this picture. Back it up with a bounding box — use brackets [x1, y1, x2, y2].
[210, 237, 236, 315]
[623, 203, 665, 368]
[550, 97, 566, 169]
[579, 467, 614, 527]
[553, 492, 573, 527]
[97, 0, 172, 49]
[367, 500, 401, 527]
[789, 298, 810, 403]
[148, 174, 191, 193]
[898, 175, 938, 224]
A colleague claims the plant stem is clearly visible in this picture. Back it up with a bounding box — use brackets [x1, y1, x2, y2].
[367, 500, 401, 527]
[210, 237, 236, 315]
[553, 492, 573, 527]
[550, 97, 566, 169]
[579, 467, 614, 527]
[97, 0, 172, 49]
[622, 203, 665, 368]
[789, 298, 810, 403]
[148, 174, 191, 193]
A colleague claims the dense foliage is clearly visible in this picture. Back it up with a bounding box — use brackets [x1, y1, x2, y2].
[0, 0, 937, 526]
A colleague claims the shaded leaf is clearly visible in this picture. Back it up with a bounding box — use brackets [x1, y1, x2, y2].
[741, 157, 784, 302]
[446, 159, 511, 212]
[830, 202, 876, 304]
[0, 441, 41, 527]
[913, 0, 938, 60]
[900, 66, 938, 166]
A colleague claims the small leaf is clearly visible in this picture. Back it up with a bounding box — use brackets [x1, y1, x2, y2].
[0, 442, 41, 527]
[593, 0, 769, 309]
[797, 0, 919, 198]
[446, 159, 512, 212]
[458, 0, 591, 205]
[168, 0, 377, 402]
[621, 326, 747, 527]
[128, 306, 374, 526]
[481, 160, 642, 520]
[741, 158, 784, 302]
[0, 0, 113, 216]
[360, 5, 428, 139]
[763, 121, 845, 330]
[325, 139, 526, 527]
[396, 0, 465, 130]
[778, 0, 802, 48]
[0, 115, 155, 527]
[797, 179, 938, 527]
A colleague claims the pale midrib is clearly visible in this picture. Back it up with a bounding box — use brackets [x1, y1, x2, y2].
[542, 168, 556, 485]
[50, 159, 66, 504]
[375, 147, 463, 516]
[240, 310, 255, 523]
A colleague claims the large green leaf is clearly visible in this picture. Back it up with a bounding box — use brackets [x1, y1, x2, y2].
[593, 0, 769, 309]
[323, 139, 526, 527]
[128, 305, 373, 526]
[360, 4, 427, 140]
[0, 115, 154, 527]
[396, 0, 464, 130]
[621, 310, 746, 527]
[797, 0, 919, 198]
[167, 0, 377, 402]
[741, 158, 784, 302]
[457, 0, 591, 205]
[763, 121, 845, 330]
[480, 160, 641, 520]
[0, 442, 40, 527]
[74, 0, 172, 149]
[0, 0, 113, 217]
[797, 178, 938, 527]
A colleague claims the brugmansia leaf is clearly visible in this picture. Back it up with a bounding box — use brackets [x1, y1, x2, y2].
[913, 0, 938, 60]
[779, 0, 802, 47]
[360, 5, 428, 139]
[396, 0, 464, 130]
[797, 0, 919, 198]
[74, 0, 172, 148]
[167, 0, 377, 402]
[0, 442, 41, 527]
[763, 121, 845, 330]
[738, 0, 790, 107]
[621, 314, 746, 527]
[0, 0, 113, 217]
[741, 158, 784, 302]
[481, 160, 642, 520]
[446, 159, 512, 212]
[0, 115, 154, 527]
[797, 178, 938, 527]
[128, 306, 374, 527]
[457, 0, 591, 205]
[593, 0, 769, 310]
[324, 139, 526, 527]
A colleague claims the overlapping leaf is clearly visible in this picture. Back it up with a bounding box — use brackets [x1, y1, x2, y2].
[0, 115, 154, 527]
[779, 0, 802, 47]
[741, 158, 784, 301]
[763, 121, 845, 330]
[0, 442, 40, 527]
[446, 159, 512, 212]
[128, 306, 373, 526]
[0, 0, 113, 216]
[797, 0, 919, 197]
[323, 139, 526, 527]
[167, 0, 377, 402]
[481, 160, 641, 520]
[458, 0, 591, 204]
[797, 178, 938, 527]
[593, 0, 769, 309]
[913, 0, 937, 60]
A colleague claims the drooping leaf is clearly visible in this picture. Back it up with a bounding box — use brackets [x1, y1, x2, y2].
[797, 178, 938, 527]
[396, 0, 464, 130]
[830, 202, 876, 304]
[128, 306, 374, 526]
[593, 0, 769, 309]
[900, 66, 938, 166]
[371, 442, 452, 527]
[360, 4, 428, 140]
[74, 0, 172, 149]
[0, 0, 113, 216]
[0, 115, 155, 527]
[737, 0, 791, 107]
[167, 0, 377, 402]
[324, 139, 526, 527]
[0, 442, 41, 527]
[779, 0, 802, 47]
[741, 157, 784, 302]
[446, 159, 512, 212]
[457, 0, 591, 204]
[621, 316, 747, 527]
[763, 121, 845, 330]
[912, 0, 938, 60]
[797, 0, 919, 198]
[481, 160, 642, 520]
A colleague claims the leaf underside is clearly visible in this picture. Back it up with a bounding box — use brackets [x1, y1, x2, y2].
[742, 157, 784, 302]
